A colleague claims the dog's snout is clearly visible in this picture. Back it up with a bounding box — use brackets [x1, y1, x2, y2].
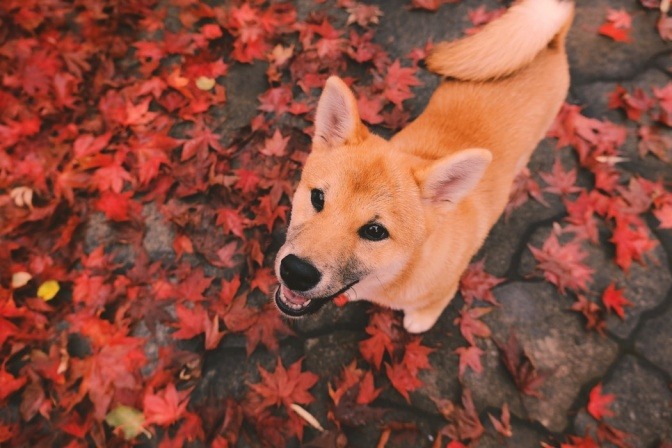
[280, 255, 321, 291]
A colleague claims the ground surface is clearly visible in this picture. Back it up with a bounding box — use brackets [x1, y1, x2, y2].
[1, 0, 672, 447]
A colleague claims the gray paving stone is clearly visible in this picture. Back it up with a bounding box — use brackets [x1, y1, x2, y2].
[478, 418, 548, 448]
[216, 62, 268, 145]
[571, 69, 670, 120]
[83, 211, 113, 252]
[142, 202, 175, 261]
[465, 282, 619, 432]
[521, 225, 672, 339]
[635, 301, 672, 377]
[567, 0, 670, 84]
[479, 139, 574, 277]
[573, 355, 672, 447]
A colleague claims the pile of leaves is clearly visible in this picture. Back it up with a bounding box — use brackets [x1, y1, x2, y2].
[1, 0, 671, 447]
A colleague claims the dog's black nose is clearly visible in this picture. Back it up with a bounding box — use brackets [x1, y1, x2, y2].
[280, 255, 321, 291]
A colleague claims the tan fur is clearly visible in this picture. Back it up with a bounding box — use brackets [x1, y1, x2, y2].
[275, 0, 575, 333]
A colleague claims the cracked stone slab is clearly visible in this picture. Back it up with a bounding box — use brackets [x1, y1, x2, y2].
[478, 139, 575, 277]
[634, 300, 672, 377]
[567, 0, 670, 84]
[574, 355, 672, 447]
[521, 225, 672, 339]
[464, 282, 619, 432]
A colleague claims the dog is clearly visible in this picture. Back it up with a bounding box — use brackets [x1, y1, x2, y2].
[273, 0, 574, 333]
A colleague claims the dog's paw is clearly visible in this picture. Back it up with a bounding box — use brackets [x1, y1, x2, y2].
[403, 310, 439, 334]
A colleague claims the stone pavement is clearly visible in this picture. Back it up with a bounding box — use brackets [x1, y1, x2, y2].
[177, 0, 672, 446]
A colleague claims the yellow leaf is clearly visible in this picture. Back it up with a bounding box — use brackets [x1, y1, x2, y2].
[12, 272, 32, 289]
[195, 76, 216, 91]
[37, 280, 60, 301]
[105, 406, 149, 440]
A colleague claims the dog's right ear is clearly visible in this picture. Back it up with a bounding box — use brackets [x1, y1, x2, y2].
[416, 148, 492, 206]
[313, 76, 368, 150]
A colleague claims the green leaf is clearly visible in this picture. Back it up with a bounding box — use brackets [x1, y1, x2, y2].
[105, 405, 148, 440]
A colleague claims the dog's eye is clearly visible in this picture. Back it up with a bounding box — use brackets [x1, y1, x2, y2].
[311, 188, 324, 212]
[359, 223, 389, 241]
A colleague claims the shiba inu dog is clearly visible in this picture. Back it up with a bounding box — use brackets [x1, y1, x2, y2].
[274, 0, 574, 333]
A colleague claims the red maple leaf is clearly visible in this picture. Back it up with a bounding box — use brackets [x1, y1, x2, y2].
[658, 14, 672, 41]
[505, 167, 547, 216]
[654, 203, 672, 229]
[258, 86, 292, 115]
[601, 283, 632, 320]
[434, 388, 484, 442]
[459, 259, 505, 306]
[259, 129, 289, 157]
[172, 304, 209, 340]
[94, 191, 141, 222]
[249, 267, 276, 296]
[177, 268, 213, 303]
[328, 361, 363, 407]
[454, 306, 492, 345]
[563, 191, 600, 244]
[234, 169, 261, 194]
[385, 361, 423, 403]
[455, 345, 484, 379]
[248, 358, 318, 413]
[0, 367, 27, 401]
[571, 295, 606, 334]
[587, 383, 615, 420]
[597, 422, 631, 448]
[495, 332, 549, 398]
[356, 371, 382, 405]
[216, 207, 248, 238]
[383, 59, 422, 107]
[359, 309, 400, 369]
[401, 338, 434, 376]
[528, 229, 594, 294]
[409, 0, 454, 12]
[610, 218, 657, 271]
[357, 95, 384, 125]
[144, 383, 190, 427]
[608, 85, 653, 122]
[539, 158, 582, 197]
[465, 6, 506, 35]
[488, 403, 512, 438]
[346, 3, 382, 27]
[244, 303, 293, 355]
[181, 121, 224, 161]
[598, 9, 633, 42]
[638, 125, 672, 162]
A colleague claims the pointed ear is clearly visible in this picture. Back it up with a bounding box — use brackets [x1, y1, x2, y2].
[314, 76, 368, 149]
[418, 148, 492, 205]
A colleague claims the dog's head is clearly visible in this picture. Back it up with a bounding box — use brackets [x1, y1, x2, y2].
[274, 76, 491, 316]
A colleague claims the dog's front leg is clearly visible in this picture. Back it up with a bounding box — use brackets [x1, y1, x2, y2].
[402, 286, 457, 333]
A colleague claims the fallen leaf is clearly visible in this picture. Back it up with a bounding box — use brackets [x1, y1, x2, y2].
[37, 280, 60, 301]
[587, 383, 615, 421]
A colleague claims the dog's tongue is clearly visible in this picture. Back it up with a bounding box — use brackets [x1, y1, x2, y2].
[282, 285, 310, 306]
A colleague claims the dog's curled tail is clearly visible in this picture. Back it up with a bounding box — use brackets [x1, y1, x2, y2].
[425, 0, 574, 82]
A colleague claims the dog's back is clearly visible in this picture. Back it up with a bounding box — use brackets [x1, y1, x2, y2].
[393, 0, 574, 226]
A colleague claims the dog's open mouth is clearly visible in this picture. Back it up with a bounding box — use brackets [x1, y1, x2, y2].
[274, 282, 358, 317]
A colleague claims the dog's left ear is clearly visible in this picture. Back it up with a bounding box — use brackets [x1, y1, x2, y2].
[417, 148, 492, 205]
[314, 76, 368, 150]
